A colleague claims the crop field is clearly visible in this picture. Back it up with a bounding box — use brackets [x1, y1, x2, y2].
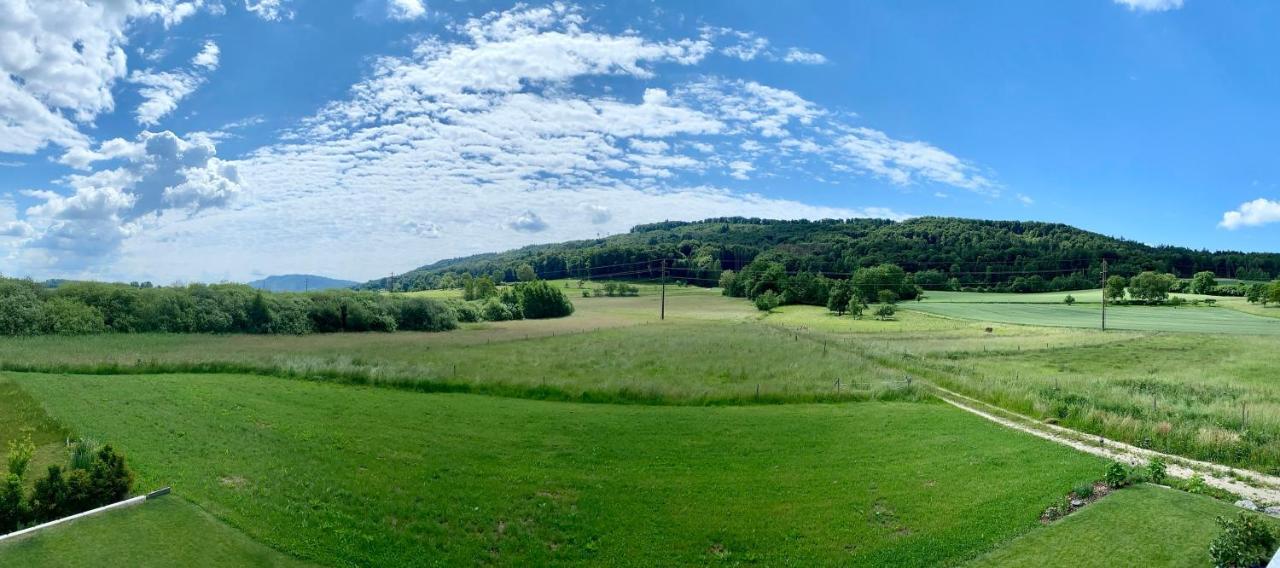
[2, 372, 1105, 566]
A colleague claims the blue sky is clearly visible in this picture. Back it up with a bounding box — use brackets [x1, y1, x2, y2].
[3, 0, 1280, 282]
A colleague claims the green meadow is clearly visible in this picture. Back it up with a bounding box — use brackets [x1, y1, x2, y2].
[3, 284, 1278, 565]
[3, 372, 1104, 566]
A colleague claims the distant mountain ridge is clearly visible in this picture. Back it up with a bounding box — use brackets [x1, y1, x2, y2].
[360, 216, 1280, 292]
[248, 274, 357, 292]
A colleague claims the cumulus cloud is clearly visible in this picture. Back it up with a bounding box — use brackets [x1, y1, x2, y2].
[129, 39, 222, 126]
[0, 0, 209, 155]
[728, 160, 754, 180]
[1114, 0, 1184, 12]
[507, 210, 549, 233]
[1219, 198, 1280, 230]
[700, 27, 826, 65]
[18, 131, 242, 268]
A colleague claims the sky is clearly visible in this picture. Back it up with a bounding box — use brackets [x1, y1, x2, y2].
[3, 0, 1280, 283]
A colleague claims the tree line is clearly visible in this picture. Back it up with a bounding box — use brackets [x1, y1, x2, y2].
[0, 277, 574, 336]
[364, 217, 1280, 293]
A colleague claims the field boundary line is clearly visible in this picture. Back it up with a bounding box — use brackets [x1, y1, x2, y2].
[931, 384, 1280, 505]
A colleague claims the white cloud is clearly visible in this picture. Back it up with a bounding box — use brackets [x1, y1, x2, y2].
[387, 0, 427, 21]
[1016, 193, 1033, 205]
[0, 0, 209, 155]
[507, 210, 549, 233]
[192, 40, 220, 70]
[782, 48, 827, 65]
[728, 160, 754, 180]
[402, 220, 442, 237]
[581, 204, 611, 224]
[18, 131, 241, 269]
[128, 39, 221, 126]
[1219, 198, 1280, 230]
[1114, 0, 1184, 12]
[836, 127, 992, 191]
[245, 0, 292, 21]
[3, 4, 954, 280]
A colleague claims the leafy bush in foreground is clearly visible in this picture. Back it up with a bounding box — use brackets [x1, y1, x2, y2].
[1210, 513, 1277, 568]
[4, 442, 135, 531]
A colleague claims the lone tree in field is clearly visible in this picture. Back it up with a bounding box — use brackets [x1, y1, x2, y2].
[847, 298, 865, 319]
[826, 280, 854, 315]
[1191, 271, 1217, 295]
[1128, 271, 1176, 304]
[1104, 275, 1129, 303]
[874, 304, 896, 320]
[1063, 294, 1076, 305]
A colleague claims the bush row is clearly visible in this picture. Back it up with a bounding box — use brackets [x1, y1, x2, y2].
[0, 277, 575, 336]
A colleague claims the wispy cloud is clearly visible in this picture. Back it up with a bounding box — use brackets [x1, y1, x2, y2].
[130, 39, 221, 126]
[1114, 0, 1184, 12]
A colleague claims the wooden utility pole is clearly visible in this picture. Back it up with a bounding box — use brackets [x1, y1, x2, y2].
[1100, 259, 1108, 331]
[660, 259, 667, 320]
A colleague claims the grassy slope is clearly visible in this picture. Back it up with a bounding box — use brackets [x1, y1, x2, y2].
[6, 371, 1106, 567]
[910, 300, 1280, 335]
[0, 497, 309, 567]
[972, 485, 1270, 567]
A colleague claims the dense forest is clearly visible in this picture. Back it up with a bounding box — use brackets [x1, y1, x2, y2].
[363, 217, 1280, 292]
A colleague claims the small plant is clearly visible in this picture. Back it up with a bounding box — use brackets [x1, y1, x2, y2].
[1072, 483, 1094, 500]
[70, 438, 101, 471]
[1063, 294, 1076, 305]
[1105, 461, 1129, 488]
[1209, 513, 1278, 568]
[6, 433, 35, 479]
[0, 474, 26, 533]
[1148, 458, 1168, 485]
[874, 304, 896, 320]
[1187, 473, 1208, 494]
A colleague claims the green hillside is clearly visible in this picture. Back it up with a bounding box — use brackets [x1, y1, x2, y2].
[364, 217, 1280, 292]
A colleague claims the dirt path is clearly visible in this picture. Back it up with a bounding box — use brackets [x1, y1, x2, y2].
[932, 384, 1280, 507]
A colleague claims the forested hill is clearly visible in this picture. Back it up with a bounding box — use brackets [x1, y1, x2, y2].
[362, 217, 1280, 292]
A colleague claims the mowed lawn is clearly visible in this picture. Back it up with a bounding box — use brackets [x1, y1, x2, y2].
[971, 485, 1275, 567]
[4, 372, 1106, 567]
[909, 301, 1280, 335]
[0, 497, 310, 567]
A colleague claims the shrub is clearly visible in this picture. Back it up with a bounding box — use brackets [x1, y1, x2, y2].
[1210, 513, 1278, 568]
[394, 297, 458, 332]
[1063, 294, 1076, 306]
[1147, 458, 1167, 484]
[847, 299, 865, 319]
[30, 465, 70, 523]
[87, 445, 133, 506]
[1168, 296, 1187, 306]
[1187, 473, 1208, 494]
[754, 290, 780, 312]
[6, 433, 34, 479]
[515, 280, 575, 319]
[0, 473, 25, 532]
[874, 304, 896, 320]
[1105, 461, 1129, 488]
[481, 297, 519, 321]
